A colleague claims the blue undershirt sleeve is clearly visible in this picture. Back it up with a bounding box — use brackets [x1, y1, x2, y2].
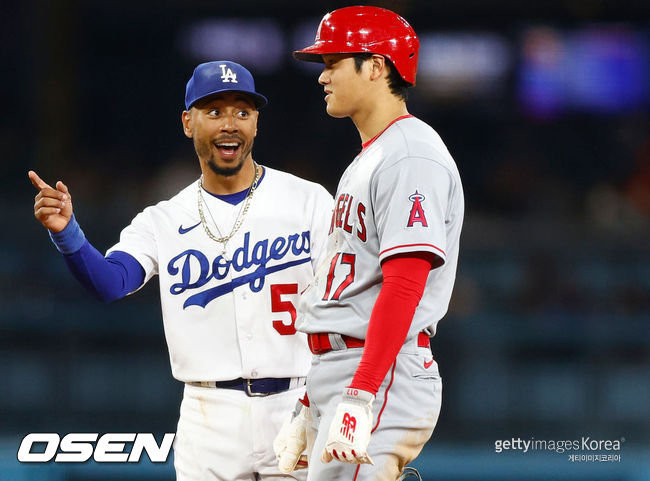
[50, 216, 146, 302]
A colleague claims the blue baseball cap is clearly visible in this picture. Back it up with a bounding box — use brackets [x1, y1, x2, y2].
[184, 61, 268, 110]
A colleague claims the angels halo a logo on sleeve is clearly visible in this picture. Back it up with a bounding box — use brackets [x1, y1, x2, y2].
[407, 190, 428, 227]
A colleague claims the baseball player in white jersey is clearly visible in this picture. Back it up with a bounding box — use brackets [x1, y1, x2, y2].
[29, 61, 332, 481]
[273, 7, 464, 481]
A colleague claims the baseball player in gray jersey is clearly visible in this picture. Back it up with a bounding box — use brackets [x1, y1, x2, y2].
[30, 61, 332, 481]
[273, 7, 464, 481]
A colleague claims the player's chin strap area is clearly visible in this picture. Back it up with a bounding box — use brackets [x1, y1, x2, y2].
[397, 467, 423, 481]
[187, 377, 306, 397]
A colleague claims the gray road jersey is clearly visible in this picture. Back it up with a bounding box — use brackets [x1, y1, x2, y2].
[296, 116, 464, 340]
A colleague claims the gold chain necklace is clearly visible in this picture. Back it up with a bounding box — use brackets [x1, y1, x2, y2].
[197, 162, 260, 255]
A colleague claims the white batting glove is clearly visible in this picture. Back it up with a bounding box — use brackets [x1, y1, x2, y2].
[273, 399, 311, 473]
[321, 387, 375, 465]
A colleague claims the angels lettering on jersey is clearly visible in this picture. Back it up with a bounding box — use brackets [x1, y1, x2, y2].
[329, 193, 367, 242]
[329, 189, 430, 240]
[167, 231, 311, 309]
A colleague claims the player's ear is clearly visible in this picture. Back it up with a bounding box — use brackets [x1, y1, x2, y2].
[369, 55, 386, 81]
[181, 110, 193, 138]
[253, 109, 259, 137]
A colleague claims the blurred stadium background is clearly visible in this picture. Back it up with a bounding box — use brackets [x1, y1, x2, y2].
[1, 0, 649, 479]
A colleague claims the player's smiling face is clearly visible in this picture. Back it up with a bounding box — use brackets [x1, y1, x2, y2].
[318, 54, 368, 118]
[183, 92, 258, 177]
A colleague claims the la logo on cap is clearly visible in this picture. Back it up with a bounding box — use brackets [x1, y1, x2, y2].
[219, 64, 238, 83]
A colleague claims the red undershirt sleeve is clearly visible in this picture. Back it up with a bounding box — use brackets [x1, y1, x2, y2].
[349, 252, 435, 394]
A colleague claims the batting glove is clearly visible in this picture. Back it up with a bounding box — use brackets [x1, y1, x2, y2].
[321, 387, 375, 465]
[273, 399, 311, 473]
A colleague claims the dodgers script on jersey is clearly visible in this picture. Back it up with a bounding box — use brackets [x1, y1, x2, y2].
[297, 116, 464, 340]
[106, 167, 332, 382]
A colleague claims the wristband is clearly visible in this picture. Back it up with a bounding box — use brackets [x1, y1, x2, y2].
[49, 214, 86, 254]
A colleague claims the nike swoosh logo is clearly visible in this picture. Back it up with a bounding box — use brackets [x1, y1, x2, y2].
[178, 222, 201, 234]
[424, 360, 434, 369]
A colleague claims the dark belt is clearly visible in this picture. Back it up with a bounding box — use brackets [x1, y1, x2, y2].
[189, 377, 295, 397]
[308, 331, 430, 355]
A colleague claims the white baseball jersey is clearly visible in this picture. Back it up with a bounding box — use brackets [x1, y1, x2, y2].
[107, 166, 332, 382]
[297, 115, 464, 339]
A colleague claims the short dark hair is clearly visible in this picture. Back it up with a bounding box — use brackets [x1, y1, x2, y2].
[352, 53, 411, 101]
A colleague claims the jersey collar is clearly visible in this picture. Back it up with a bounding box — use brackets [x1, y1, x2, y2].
[202, 166, 266, 205]
[361, 114, 414, 151]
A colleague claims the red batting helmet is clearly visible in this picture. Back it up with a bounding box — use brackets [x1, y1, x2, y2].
[293, 6, 420, 85]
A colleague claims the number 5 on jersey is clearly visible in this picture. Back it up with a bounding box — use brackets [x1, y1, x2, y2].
[322, 253, 356, 301]
[271, 283, 298, 335]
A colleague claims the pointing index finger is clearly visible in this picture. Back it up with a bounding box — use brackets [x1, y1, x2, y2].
[28, 171, 51, 191]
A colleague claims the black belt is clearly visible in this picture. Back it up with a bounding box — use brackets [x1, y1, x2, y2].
[189, 377, 295, 397]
